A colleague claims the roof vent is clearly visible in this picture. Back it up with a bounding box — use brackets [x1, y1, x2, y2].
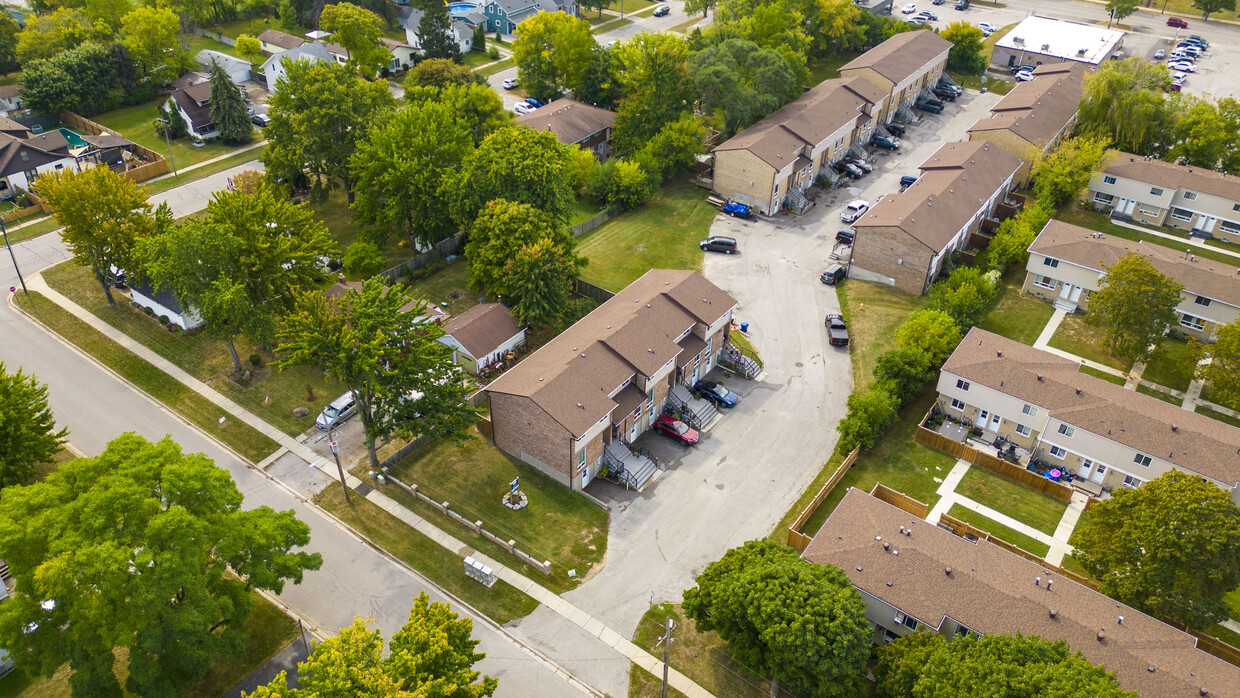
[892, 550, 899, 556]
[945, 567, 952, 576]
[646, 303, 651, 308]
[1148, 666, 1155, 673]
[580, 353, 585, 358]
[883, 541, 890, 550]
[1117, 615, 1124, 624]
[1075, 388, 1081, 394]
[1035, 576, 1041, 586]
[875, 535, 882, 540]
[1172, 425, 1179, 432]
[856, 566, 863, 571]
[886, 581, 893, 587]
[576, 403, 583, 408]
[1097, 630, 1106, 642]
[899, 526, 905, 534]
[538, 377, 543, 381]
[1201, 688, 1209, 696]
[1037, 374, 1043, 381]
[1049, 609, 1058, 618]
[997, 351, 1002, 357]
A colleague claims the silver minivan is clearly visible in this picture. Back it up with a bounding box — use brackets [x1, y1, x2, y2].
[316, 391, 357, 431]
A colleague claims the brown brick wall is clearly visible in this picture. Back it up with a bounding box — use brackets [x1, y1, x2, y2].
[713, 149, 778, 214]
[489, 392, 574, 482]
[851, 224, 936, 295]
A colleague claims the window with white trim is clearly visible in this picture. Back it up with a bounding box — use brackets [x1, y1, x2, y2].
[1137, 204, 1160, 217]
[1049, 445, 1066, 458]
[1103, 175, 1116, 185]
[956, 379, 970, 391]
[1034, 275, 1056, 290]
[1184, 191, 1198, 200]
[576, 447, 587, 474]
[1122, 474, 1144, 488]
[894, 612, 919, 630]
[1220, 220, 1240, 236]
[1170, 207, 1193, 222]
[1057, 424, 1075, 438]
[1093, 192, 1115, 205]
[1022, 404, 1038, 417]
[1180, 314, 1206, 331]
[1234, 203, 1240, 212]
[1195, 295, 1212, 307]
[950, 398, 965, 410]
[1133, 452, 1152, 467]
[882, 628, 901, 644]
[1043, 257, 1060, 269]
[1150, 187, 1164, 196]
[1015, 424, 1031, 436]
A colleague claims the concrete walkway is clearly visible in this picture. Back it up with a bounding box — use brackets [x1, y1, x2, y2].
[1124, 361, 1147, 390]
[1031, 309, 1128, 378]
[25, 272, 712, 698]
[1032, 307, 1067, 350]
[925, 459, 971, 524]
[1046, 492, 1089, 567]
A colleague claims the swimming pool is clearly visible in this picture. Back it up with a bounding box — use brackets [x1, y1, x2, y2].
[448, 2, 480, 15]
[58, 128, 88, 147]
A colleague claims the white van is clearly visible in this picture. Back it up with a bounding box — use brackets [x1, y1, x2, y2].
[316, 391, 357, 431]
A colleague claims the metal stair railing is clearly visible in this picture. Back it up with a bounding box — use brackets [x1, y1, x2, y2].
[601, 444, 638, 489]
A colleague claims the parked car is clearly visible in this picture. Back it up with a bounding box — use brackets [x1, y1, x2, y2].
[844, 156, 873, 173]
[694, 380, 740, 408]
[652, 4, 670, 15]
[317, 391, 357, 431]
[1168, 51, 1193, 62]
[885, 123, 906, 137]
[699, 236, 738, 254]
[915, 98, 943, 114]
[502, 77, 518, 89]
[821, 264, 847, 285]
[836, 229, 855, 244]
[1153, 49, 1166, 60]
[905, 16, 926, 24]
[872, 134, 900, 150]
[936, 81, 962, 96]
[917, 10, 938, 19]
[653, 415, 699, 445]
[977, 21, 997, 34]
[1166, 16, 1188, 28]
[834, 161, 864, 179]
[900, 174, 919, 191]
[1168, 60, 1197, 73]
[825, 314, 849, 347]
[513, 102, 534, 115]
[525, 97, 545, 108]
[954, 0, 969, 8]
[1186, 35, 1208, 47]
[901, 3, 917, 12]
[932, 85, 958, 100]
[250, 113, 271, 127]
[1169, 81, 1183, 92]
[1015, 71, 1036, 82]
[1174, 44, 1203, 56]
[933, 0, 945, 4]
[840, 199, 870, 223]
[721, 200, 753, 218]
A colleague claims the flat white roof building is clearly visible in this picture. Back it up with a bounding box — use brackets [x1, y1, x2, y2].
[992, 16, 1125, 69]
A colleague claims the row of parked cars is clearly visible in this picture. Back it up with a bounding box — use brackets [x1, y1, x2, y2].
[1153, 33, 1209, 92]
[651, 380, 741, 446]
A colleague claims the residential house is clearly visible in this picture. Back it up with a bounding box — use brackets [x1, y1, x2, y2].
[402, 8, 474, 55]
[437, 303, 526, 374]
[1023, 219, 1240, 340]
[485, 270, 737, 492]
[515, 98, 616, 159]
[711, 77, 888, 215]
[1088, 151, 1240, 240]
[0, 86, 22, 118]
[129, 276, 204, 330]
[0, 120, 89, 197]
[325, 278, 447, 324]
[966, 63, 1084, 183]
[258, 29, 305, 54]
[163, 80, 224, 140]
[261, 42, 334, 93]
[850, 141, 1022, 294]
[195, 50, 253, 84]
[839, 29, 952, 124]
[381, 37, 418, 72]
[992, 15, 1125, 71]
[937, 327, 1240, 496]
[803, 488, 1240, 697]
[480, 0, 577, 35]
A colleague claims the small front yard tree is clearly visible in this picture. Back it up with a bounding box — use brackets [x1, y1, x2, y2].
[1203, 318, 1240, 410]
[1105, 0, 1139, 27]
[209, 59, 254, 144]
[321, 1, 390, 76]
[836, 385, 899, 453]
[505, 238, 577, 329]
[0, 362, 67, 487]
[37, 166, 168, 306]
[0, 433, 322, 697]
[249, 593, 497, 697]
[276, 279, 477, 469]
[1031, 136, 1111, 208]
[684, 540, 871, 698]
[940, 21, 986, 74]
[417, 0, 461, 62]
[1072, 470, 1240, 630]
[1088, 252, 1183, 363]
[894, 309, 963, 366]
[689, 38, 801, 133]
[234, 33, 263, 64]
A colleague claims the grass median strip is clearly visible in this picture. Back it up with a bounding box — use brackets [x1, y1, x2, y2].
[142, 146, 266, 196]
[947, 503, 1050, 558]
[14, 291, 279, 463]
[955, 466, 1067, 536]
[314, 482, 540, 625]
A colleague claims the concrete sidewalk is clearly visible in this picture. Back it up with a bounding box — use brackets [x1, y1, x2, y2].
[25, 272, 712, 698]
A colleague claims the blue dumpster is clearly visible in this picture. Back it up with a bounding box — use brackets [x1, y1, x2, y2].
[740, 321, 750, 333]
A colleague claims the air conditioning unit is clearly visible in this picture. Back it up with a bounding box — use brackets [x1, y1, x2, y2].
[1012, 36, 1024, 45]
[1041, 43, 1051, 51]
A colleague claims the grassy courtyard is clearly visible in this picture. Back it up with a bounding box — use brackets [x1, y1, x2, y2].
[577, 181, 717, 292]
[837, 279, 928, 390]
[955, 466, 1067, 536]
[947, 504, 1050, 558]
[1048, 312, 1135, 372]
[404, 259, 478, 318]
[308, 189, 418, 277]
[977, 270, 1055, 345]
[1141, 337, 1199, 392]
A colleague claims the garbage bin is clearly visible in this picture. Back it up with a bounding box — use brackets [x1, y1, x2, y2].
[740, 321, 750, 333]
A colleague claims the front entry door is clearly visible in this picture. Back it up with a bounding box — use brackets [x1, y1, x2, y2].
[1059, 283, 1072, 300]
[629, 418, 638, 442]
[988, 413, 1001, 432]
[1090, 463, 1107, 484]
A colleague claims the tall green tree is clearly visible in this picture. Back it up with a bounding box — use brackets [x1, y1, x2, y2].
[940, 21, 985, 73]
[1077, 58, 1172, 157]
[350, 99, 473, 247]
[1088, 253, 1183, 362]
[276, 280, 477, 469]
[504, 238, 577, 330]
[1167, 94, 1237, 170]
[249, 592, 497, 697]
[575, 45, 621, 109]
[634, 113, 708, 183]
[873, 347, 933, 405]
[836, 385, 899, 452]
[440, 82, 511, 144]
[0, 433, 322, 697]
[1031, 136, 1111, 207]
[798, 0, 867, 57]
[404, 56, 478, 90]
[683, 540, 871, 698]
[451, 126, 575, 226]
[264, 59, 397, 202]
[20, 42, 123, 115]
[1192, 0, 1235, 19]
[1073, 470, 1240, 630]
[926, 267, 999, 329]
[684, 0, 717, 17]
[37, 166, 166, 306]
[511, 11, 595, 100]
[234, 33, 264, 63]
[1203, 318, 1240, 410]
[0, 13, 20, 75]
[120, 5, 191, 82]
[1106, 0, 1139, 26]
[137, 183, 337, 372]
[689, 38, 800, 133]
[612, 32, 696, 154]
[209, 60, 254, 144]
[278, 0, 300, 31]
[417, 0, 461, 62]
[463, 198, 580, 295]
[895, 309, 962, 365]
[0, 363, 67, 487]
[579, 0, 608, 17]
[875, 632, 1132, 697]
[321, 1, 390, 76]
[14, 9, 100, 64]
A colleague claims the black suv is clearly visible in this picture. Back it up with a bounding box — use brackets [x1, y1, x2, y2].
[872, 134, 900, 150]
[699, 236, 738, 254]
[826, 314, 849, 346]
[915, 98, 944, 114]
[932, 86, 958, 101]
[821, 264, 847, 285]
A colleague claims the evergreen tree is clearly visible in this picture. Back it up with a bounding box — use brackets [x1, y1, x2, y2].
[418, 0, 460, 62]
[208, 60, 253, 144]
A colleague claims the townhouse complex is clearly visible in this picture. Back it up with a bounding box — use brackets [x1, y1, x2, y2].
[1089, 152, 1240, 241]
[839, 30, 953, 125]
[966, 63, 1084, 183]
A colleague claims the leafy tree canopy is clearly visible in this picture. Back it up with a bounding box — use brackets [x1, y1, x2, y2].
[505, 238, 577, 329]
[20, 41, 123, 116]
[895, 309, 963, 366]
[1088, 252, 1183, 362]
[120, 5, 192, 83]
[451, 126, 574, 225]
[464, 198, 580, 296]
[1204, 318, 1240, 411]
[0, 362, 67, 487]
[689, 38, 801, 133]
[511, 10, 595, 100]
[940, 21, 985, 73]
[1032, 136, 1111, 208]
[416, 0, 461, 62]
[321, 1, 390, 75]
[1192, 0, 1235, 20]
[1077, 58, 1172, 156]
[209, 59, 255, 144]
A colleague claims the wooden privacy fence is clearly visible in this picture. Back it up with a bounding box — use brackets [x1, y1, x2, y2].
[59, 111, 170, 182]
[915, 422, 1075, 503]
[871, 484, 928, 518]
[787, 447, 860, 552]
[574, 278, 615, 304]
[379, 232, 465, 282]
[2, 187, 46, 223]
[569, 206, 618, 237]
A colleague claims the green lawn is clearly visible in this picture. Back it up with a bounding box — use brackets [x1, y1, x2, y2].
[948, 504, 1050, 558]
[404, 259, 478, 318]
[209, 15, 278, 39]
[631, 5, 658, 18]
[577, 181, 716, 292]
[1079, 364, 1126, 385]
[630, 666, 689, 698]
[955, 466, 1067, 536]
[373, 428, 609, 592]
[307, 189, 417, 277]
[668, 16, 702, 34]
[93, 98, 256, 171]
[314, 482, 540, 624]
[0, 589, 297, 698]
[43, 262, 344, 439]
[607, 0, 655, 12]
[461, 51, 494, 68]
[181, 33, 241, 60]
[591, 17, 634, 34]
[631, 604, 768, 698]
[806, 52, 860, 87]
[1141, 337, 1198, 392]
[1226, 587, 1240, 621]
[5, 216, 59, 243]
[1048, 312, 1134, 372]
[1056, 206, 1240, 267]
[949, 71, 1016, 96]
[1195, 404, 1240, 429]
[1136, 382, 1183, 406]
[838, 279, 928, 390]
[15, 291, 279, 463]
[977, 269, 1055, 345]
[143, 145, 266, 196]
[571, 196, 606, 225]
[477, 58, 515, 77]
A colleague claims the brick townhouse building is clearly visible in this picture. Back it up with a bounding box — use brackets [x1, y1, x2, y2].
[839, 29, 952, 124]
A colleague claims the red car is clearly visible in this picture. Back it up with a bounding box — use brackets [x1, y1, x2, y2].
[653, 415, 699, 446]
[1167, 16, 1188, 27]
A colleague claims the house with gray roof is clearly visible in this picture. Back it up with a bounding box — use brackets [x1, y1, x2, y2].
[163, 79, 218, 140]
[515, 98, 616, 158]
[1088, 151, 1240, 240]
[261, 41, 334, 93]
[194, 50, 253, 85]
[0, 119, 134, 200]
[967, 63, 1084, 184]
[437, 303, 526, 375]
[480, 0, 577, 35]
[402, 7, 475, 54]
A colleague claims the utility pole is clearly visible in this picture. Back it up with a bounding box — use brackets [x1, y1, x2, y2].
[330, 440, 351, 503]
[158, 118, 178, 176]
[1, 217, 26, 295]
[654, 616, 676, 698]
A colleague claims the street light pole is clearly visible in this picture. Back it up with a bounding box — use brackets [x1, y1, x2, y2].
[330, 440, 351, 503]
[1, 217, 27, 295]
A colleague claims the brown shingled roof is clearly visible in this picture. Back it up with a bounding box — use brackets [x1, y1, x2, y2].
[440, 303, 523, 360]
[1102, 151, 1240, 203]
[967, 63, 1084, 146]
[515, 98, 616, 147]
[484, 270, 737, 437]
[1030, 219, 1240, 307]
[852, 141, 1022, 253]
[943, 328, 1240, 486]
[839, 29, 953, 85]
[258, 29, 306, 51]
[803, 489, 1240, 698]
